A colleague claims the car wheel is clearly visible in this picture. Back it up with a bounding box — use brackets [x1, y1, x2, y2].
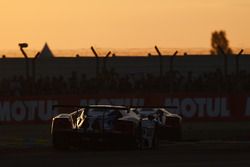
[52, 132, 70, 150]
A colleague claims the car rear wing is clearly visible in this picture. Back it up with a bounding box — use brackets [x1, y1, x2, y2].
[53, 105, 129, 111]
[52, 105, 85, 110]
[129, 106, 178, 109]
[52, 105, 177, 110]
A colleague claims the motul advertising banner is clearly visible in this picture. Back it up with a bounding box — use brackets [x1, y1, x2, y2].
[0, 94, 249, 123]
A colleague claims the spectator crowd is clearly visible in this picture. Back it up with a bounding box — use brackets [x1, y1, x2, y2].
[0, 69, 250, 96]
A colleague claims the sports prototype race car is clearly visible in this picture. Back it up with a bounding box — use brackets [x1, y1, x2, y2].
[132, 107, 182, 141]
[51, 105, 159, 150]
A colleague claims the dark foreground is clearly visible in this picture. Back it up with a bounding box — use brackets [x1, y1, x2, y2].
[1, 141, 250, 167]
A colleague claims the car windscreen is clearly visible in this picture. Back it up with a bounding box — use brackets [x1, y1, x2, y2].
[86, 108, 124, 118]
[137, 108, 157, 116]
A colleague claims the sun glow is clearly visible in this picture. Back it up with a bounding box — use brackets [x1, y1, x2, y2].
[0, 0, 249, 53]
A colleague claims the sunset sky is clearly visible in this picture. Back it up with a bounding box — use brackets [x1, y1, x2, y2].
[0, 0, 250, 51]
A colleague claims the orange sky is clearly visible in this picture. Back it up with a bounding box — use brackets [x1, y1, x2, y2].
[0, 0, 250, 51]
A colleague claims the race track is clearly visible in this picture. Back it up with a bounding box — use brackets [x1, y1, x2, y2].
[1, 141, 250, 167]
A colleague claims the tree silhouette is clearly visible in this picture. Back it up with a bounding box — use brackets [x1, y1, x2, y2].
[210, 30, 232, 55]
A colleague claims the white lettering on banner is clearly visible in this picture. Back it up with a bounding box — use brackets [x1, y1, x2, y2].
[195, 98, 206, 117]
[0, 100, 58, 122]
[12, 101, 26, 121]
[24, 101, 37, 121]
[80, 98, 144, 106]
[0, 102, 10, 121]
[164, 99, 180, 114]
[165, 98, 230, 118]
[220, 98, 230, 117]
[181, 98, 196, 118]
[245, 97, 250, 116]
[38, 101, 45, 121]
[38, 100, 58, 121]
[207, 98, 220, 117]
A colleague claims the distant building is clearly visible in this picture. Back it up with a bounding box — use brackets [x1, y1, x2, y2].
[37, 43, 54, 59]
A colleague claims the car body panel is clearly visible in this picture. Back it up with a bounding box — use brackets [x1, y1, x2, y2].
[133, 107, 182, 140]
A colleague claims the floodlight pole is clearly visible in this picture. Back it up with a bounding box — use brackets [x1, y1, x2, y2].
[103, 51, 111, 73]
[19, 43, 29, 80]
[155, 46, 163, 77]
[236, 49, 243, 75]
[32, 52, 40, 81]
[218, 46, 228, 77]
[170, 51, 178, 95]
[170, 51, 178, 72]
[91, 46, 100, 77]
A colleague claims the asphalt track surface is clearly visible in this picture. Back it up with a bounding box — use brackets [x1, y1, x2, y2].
[1, 141, 250, 167]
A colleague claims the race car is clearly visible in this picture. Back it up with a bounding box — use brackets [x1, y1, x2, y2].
[51, 105, 159, 150]
[132, 107, 182, 141]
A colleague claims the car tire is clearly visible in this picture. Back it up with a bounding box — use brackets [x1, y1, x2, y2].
[52, 132, 70, 150]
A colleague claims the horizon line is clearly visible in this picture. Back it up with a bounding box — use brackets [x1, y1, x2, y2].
[0, 47, 249, 58]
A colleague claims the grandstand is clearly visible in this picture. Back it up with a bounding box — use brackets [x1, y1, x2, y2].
[0, 44, 249, 96]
